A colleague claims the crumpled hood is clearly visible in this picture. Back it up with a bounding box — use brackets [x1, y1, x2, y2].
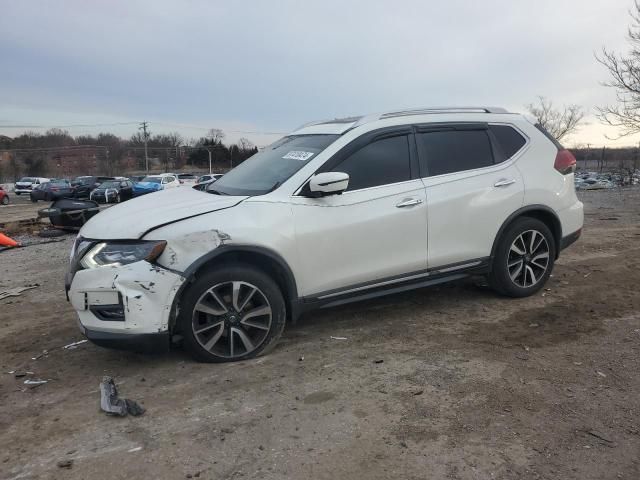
[80, 187, 248, 239]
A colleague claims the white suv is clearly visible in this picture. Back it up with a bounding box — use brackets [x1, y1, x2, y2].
[14, 177, 50, 195]
[66, 107, 583, 362]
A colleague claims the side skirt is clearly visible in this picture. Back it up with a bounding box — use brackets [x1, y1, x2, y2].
[294, 257, 489, 315]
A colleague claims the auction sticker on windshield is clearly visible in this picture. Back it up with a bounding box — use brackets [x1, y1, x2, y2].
[282, 151, 314, 161]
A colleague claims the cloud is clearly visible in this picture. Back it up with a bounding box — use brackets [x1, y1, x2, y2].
[0, 0, 635, 145]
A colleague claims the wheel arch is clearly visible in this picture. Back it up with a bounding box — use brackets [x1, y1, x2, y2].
[490, 205, 562, 262]
[169, 245, 299, 331]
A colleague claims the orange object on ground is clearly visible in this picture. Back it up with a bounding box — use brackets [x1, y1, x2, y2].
[0, 233, 19, 247]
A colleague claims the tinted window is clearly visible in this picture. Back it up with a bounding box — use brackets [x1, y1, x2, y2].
[534, 123, 563, 149]
[418, 130, 494, 176]
[335, 135, 411, 191]
[490, 125, 526, 158]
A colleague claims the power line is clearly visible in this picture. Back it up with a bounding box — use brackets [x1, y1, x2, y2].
[0, 120, 287, 136]
[0, 122, 140, 128]
[152, 121, 286, 135]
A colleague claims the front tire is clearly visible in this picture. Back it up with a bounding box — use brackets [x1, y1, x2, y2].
[488, 217, 556, 297]
[178, 264, 286, 362]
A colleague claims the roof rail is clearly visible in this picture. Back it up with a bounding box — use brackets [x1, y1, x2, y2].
[380, 106, 509, 119]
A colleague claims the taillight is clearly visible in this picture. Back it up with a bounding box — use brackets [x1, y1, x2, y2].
[554, 149, 576, 175]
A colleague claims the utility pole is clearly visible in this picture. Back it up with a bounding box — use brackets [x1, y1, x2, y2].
[139, 121, 149, 174]
[206, 148, 212, 174]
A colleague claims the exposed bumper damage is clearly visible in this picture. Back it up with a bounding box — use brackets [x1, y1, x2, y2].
[69, 260, 185, 351]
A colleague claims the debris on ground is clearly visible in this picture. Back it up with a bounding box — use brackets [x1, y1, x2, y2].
[374, 359, 384, 364]
[582, 429, 615, 446]
[56, 459, 73, 469]
[330, 336, 348, 340]
[99, 376, 146, 417]
[574, 169, 640, 190]
[62, 340, 88, 350]
[31, 350, 48, 361]
[24, 378, 48, 386]
[0, 284, 38, 301]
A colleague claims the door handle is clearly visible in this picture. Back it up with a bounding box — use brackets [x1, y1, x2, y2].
[396, 198, 423, 208]
[494, 178, 516, 187]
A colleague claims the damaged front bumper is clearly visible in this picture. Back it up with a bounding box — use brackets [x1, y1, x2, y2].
[67, 260, 185, 352]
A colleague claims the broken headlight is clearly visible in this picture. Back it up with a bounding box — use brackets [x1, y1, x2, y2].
[80, 241, 167, 269]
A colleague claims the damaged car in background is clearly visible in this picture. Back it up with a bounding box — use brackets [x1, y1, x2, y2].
[89, 179, 134, 203]
[66, 106, 583, 362]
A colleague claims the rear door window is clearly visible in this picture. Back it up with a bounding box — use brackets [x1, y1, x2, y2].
[334, 135, 411, 191]
[417, 129, 494, 176]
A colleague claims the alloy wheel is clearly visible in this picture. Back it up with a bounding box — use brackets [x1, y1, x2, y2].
[507, 229, 550, 288]
[191, 281, 272, 359]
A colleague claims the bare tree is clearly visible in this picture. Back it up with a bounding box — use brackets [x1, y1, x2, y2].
[238, 137, 254, 153]
[526, 96, 584, 141]
[596, 0, 640, 137]
[206, 128, 225, 145]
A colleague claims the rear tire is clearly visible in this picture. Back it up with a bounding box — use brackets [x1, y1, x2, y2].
[488, 217, 556, 297]
[1, 196, 8, 205]
[178, 264, 286, 363]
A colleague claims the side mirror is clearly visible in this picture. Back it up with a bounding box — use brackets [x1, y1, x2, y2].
[309, 172, 349, 196]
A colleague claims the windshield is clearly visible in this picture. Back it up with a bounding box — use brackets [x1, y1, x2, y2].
[19, 177, 36, 183]
[99, 181, 120, 188]
[178, 174, 196, 179]
[209, 134, 339, 195]
[141, 176, 162, 184]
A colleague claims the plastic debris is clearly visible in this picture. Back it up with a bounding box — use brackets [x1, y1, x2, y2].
[0, 284, 38, 301]
[330, 336, 348, 340]
[63, 340, 88, 350]
[99, 376, 146, 417]
[24, 379, 47, 386]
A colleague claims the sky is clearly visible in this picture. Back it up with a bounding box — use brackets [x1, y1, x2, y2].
[0, 0, 637, 147]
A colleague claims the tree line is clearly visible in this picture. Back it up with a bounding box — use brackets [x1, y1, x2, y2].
[0, 127, 259, 180]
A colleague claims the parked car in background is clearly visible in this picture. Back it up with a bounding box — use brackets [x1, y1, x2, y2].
[89, 179, 134, 203]
[71, 176, 116, 199]
[177, 173, 198, 185]
[0, 186, 10, 205]
[67, 106, 583, 362]
[132, 173, 180, 197]
[14, 177, 50, 195]
[129, 175, 146, 183]
[193, 174, 224, 191]
[30, 181, 75, 202]
[197, 173, 224, 184]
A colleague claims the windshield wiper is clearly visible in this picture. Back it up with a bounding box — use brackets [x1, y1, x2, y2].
[208, 189, 229, 196]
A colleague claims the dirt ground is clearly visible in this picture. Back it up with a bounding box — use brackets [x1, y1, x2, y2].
[1, 188, 639, 480]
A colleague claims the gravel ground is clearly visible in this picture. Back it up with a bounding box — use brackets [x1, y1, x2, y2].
[1, 188, 639, 480]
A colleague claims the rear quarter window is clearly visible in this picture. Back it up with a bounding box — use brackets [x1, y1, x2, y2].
[417, 129, 494, 176]
[489, 125, 527, 159]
